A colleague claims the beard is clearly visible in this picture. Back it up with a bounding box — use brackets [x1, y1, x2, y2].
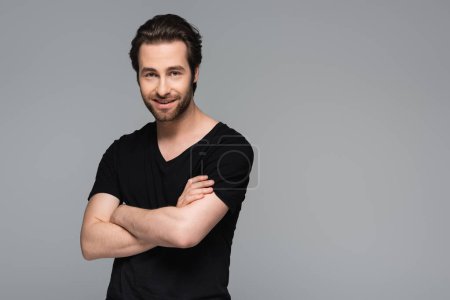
[142, 83, 194, 122]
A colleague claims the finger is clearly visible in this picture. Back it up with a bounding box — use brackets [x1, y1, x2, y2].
[190, 193, 205, 200]
[189, 187, 210, 195]
[184, 194, 205, 206]
[189, 187, 213, 195]
[203, 187, 214, 194]
[190, 175, 208, 184]
[192, 179, 214, 189]
[186, 177, 201, 187]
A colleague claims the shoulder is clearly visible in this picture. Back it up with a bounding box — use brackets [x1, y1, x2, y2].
[214, 122, 253, 147]
[208, 121, 254, 163]
[109, 121, 154, 154]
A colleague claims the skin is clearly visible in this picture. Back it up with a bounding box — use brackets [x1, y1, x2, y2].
[138, 41, 195, 124]
[80, 40, 230, 260]
[137, 41, 220, 161]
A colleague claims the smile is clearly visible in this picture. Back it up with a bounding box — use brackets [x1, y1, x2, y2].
[153, 99, 177, 109]
[154, 99, 176, 104]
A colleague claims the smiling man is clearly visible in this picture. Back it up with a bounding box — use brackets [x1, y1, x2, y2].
[80, 14, 254, 300]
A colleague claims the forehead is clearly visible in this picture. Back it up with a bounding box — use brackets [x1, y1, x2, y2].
[138, 40, 189, 71]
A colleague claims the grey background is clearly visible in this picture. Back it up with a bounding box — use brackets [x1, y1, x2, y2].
[0, 0, 449, 299]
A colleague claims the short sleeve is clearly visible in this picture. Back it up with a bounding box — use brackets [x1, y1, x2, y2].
[202, 136, 254, 214]
[87, 140, 123, 204]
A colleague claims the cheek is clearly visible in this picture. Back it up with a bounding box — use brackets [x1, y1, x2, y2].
[176, 79, 193, 93]
[139, 82, 155, 95]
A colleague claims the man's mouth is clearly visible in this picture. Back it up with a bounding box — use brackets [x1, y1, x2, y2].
[152, 98, 178, 109]
[154, 99, 177, 104]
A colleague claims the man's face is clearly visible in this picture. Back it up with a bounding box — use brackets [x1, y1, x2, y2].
[137, 40, 198, 122]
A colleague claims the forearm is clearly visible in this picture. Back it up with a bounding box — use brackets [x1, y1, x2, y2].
[81, 220, 157, 260]
[111, 205, 188, 248]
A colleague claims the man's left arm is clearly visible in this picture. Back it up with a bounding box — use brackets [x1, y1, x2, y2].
[111, 137, 254, 249]
[110, 193, 229, 248]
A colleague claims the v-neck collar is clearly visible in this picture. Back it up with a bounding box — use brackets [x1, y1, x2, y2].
[149, 121, 223, 166]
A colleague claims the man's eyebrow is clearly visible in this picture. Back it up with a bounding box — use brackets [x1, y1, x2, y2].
[141, 65, 186, 73]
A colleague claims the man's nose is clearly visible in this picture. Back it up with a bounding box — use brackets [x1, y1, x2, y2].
[157, 77, 170, 97]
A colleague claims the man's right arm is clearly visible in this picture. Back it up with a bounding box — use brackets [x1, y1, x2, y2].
[80, 193, 157, 260]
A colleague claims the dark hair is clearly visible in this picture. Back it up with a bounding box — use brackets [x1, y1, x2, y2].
[129, 14, 203, 94]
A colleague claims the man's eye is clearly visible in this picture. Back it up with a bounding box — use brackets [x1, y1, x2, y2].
[170, 71, 181, 76]
[145, 73, 157, 77]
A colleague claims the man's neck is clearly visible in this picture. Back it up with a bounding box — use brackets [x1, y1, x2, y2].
[156, 100, 211, 141]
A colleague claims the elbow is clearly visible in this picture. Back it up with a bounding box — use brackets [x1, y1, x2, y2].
[80, 237, 95, 261]
[81, 243, 96, 261]
[81, 248, 93, 261]
[177, 236, 197, 249]
[80, 229, 98, 261]
[174, 222, 201, 249]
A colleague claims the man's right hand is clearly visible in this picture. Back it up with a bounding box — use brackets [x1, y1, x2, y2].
[176, 175, 215, 208]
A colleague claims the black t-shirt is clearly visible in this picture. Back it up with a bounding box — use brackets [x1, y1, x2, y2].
[87, 121, 254, 300]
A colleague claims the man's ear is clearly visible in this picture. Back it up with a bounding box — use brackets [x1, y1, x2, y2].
[193, 65, 200, 83]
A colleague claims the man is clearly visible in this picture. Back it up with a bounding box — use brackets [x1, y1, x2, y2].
[80, 14, 254, 300]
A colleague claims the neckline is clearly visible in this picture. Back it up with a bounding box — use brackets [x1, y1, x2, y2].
[151, 121, 223, 165]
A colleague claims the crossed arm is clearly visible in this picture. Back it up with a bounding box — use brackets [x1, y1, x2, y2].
[80, 191, 229, 260]
[110, 196, 229, 248]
